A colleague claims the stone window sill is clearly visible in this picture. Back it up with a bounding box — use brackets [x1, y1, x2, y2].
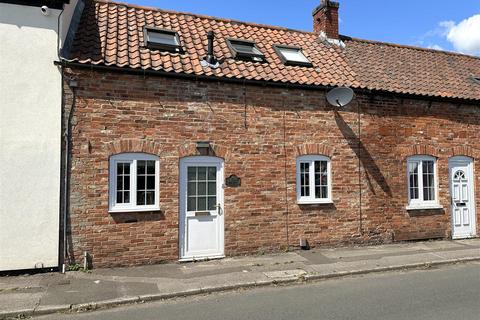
[109, 206, 161, 214]
[298, 200, 334, 205]
[406, 204, 443, 211]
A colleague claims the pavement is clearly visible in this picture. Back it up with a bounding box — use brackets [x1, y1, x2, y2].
[1, 239, 479, 319]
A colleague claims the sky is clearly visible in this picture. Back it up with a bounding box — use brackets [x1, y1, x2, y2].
[126, 0, 480, 56]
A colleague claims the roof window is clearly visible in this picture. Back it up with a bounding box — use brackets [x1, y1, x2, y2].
[274, 45, 312, 67]
[472, 76, 480, 84]
[227, 39, 265, 62]
[144, 27, 182, 53]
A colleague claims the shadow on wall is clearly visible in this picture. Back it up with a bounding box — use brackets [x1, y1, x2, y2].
[298, 203, 337, 213]
[334, 110, 392, 197]
[110, 211, 166, 224]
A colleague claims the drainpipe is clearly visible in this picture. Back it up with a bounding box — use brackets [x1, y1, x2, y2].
[61, 76, 78, 273]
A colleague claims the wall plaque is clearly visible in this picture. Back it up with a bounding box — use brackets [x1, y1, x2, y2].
[226, 175, 241, 188]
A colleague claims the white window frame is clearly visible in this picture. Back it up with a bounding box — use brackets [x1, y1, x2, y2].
[109, 153, 160, 213]
[144, 27, 182, 53]
[274, 45, 312, 67]
[296, 155, 332, 204]
[406, 155, 441, 210]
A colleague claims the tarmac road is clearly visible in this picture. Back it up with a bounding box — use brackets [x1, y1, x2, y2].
[38, 262, 480, 320]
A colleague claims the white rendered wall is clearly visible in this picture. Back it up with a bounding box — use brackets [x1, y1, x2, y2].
[0, 3, 63, 271]
[60, 0, 79, 47]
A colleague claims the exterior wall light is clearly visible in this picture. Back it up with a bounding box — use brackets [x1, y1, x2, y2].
[196, 141, 211, 155]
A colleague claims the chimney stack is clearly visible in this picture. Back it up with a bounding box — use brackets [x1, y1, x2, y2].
[312, 0, 340, 39]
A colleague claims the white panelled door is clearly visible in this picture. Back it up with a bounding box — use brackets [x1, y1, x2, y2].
[449, 157, 477, 239]
[179, 157, 224, 261]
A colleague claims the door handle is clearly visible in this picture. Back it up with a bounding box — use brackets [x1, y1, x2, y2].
[215, 204, 223, 215]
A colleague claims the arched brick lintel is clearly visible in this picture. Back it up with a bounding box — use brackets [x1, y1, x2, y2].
[400, 145, 480, 160]
[402, 144, 442, 158]
[294, 143, 335, 158]
[178, 142, 229, 159]
[448, 146, 480, 159]
[105, 139, 163, 156]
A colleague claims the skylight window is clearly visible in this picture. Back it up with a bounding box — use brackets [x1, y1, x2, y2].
[227, 39, 265, 62]
[144, 27, 181, 53]
[274, 45, 312, 67]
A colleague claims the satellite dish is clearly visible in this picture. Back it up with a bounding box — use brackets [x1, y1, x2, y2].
[326, 87, 354, 107]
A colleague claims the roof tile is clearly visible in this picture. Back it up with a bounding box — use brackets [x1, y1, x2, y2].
[68, 0, 480, 101]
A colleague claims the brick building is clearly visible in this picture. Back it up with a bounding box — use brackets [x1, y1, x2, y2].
[60, 0, 480, 268]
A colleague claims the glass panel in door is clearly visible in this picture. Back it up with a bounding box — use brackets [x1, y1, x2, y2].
[187, 166, 217, 213]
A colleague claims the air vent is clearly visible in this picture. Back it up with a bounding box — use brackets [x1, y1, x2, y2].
[471, 76, 480, 84]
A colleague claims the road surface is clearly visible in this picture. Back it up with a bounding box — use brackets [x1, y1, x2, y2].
[38, 262, 480, 320]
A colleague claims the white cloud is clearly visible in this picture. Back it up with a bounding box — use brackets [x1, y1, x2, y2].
[427, 44, 443, 51]
[441, 15, 480, 55]
[438, 21, 455, 35]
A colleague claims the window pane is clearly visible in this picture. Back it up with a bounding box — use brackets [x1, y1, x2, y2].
[422, 161, 435, 201]
[188, 167, 196, 180]
[208, 167, 216, 180]
[147, 175, 155, 189]
[116, 191, 123, 203]
[137, 175, 146, 190]
[208, 197, 216, 211]
[321, 186, 328, 198]
[187, 197, 196, 211]
[198, 182, 206, 196]
[137, 161, 146, 174]
[231, 41, 262, 55]
[137, 191, 146, 205]
[188, 182, 196, 197]
[408, 162, 419, 200]
[279, 47, 310, 63]
[197, 167, 207, 181]
[314, 161, 328, 199]
[146, 191, 155, 205]
[116, 162, 131, 204]
[117, 175, 123, 189]
[198, 197, 207, 211]
[148, 31, 178, 46]
[208, 182, 216, 196]
[117, 163, 124, 174]
[134, 159, 158, 206]
[146, 161, 155, 174]
[321, 174, 327, 186]
[300, 162, 310, 197]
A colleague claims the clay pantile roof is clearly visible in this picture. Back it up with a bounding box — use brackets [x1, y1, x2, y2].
[68, 0, 480, 101]
[344, 38, 480, 101]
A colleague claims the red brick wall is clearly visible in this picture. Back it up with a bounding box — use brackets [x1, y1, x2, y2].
[64, 68, 480, 268]
[313, 3, 339, 38]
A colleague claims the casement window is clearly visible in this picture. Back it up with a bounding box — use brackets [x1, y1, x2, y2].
[274, 45, 312, 67]
[407, 155, 440, 209]
[296, 155, 332, 204]
[226, 39, 265, 62]
[144, 27, 182, 53]
[109, 153, 160, 212]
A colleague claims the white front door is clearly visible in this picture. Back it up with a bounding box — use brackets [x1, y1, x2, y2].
[179, 156, 224, 261]
[449, 156, 477, 239]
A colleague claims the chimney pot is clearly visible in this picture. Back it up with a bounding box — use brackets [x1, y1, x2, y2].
[312, 0, 340, 39]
